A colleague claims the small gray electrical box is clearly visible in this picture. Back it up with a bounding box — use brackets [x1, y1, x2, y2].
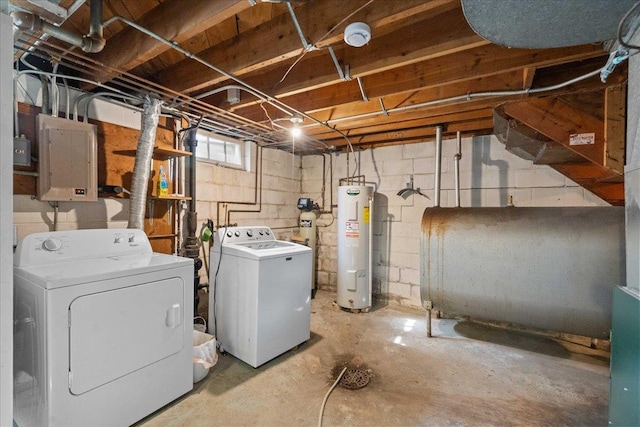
[13, 136, 31, 166]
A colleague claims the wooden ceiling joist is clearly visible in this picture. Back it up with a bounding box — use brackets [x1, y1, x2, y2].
[93, 0, 251, 77]
[153, 2, 483, 94]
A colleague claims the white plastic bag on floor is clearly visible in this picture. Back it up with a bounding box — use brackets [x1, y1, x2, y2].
[193, 330, 217, 383]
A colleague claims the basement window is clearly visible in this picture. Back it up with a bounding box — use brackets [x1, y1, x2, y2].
[195, 130, 246, 170]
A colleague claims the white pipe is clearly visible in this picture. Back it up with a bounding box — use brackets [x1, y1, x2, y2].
[454, 131, 461, 208]
[51, 63, 60, 117]
[434, 125, 443, 207]
[63, 78, 70, 119]
[368, 193, 373, 308]
[300, 68, 604, 130]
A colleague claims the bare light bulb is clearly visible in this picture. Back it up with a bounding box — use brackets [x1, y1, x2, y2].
[291, 126, 302, 137]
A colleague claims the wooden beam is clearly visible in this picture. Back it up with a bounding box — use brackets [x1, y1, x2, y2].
[522, 67, 536, 90]
[93, 0, 251, 77]
[155, 2, 484, 93]
[604, 84, 626, 174]
[305, 108, 494, 139]
[230, 42, 605, 121]
[503, 98, 607, 167]
[320, 117, 494, 147]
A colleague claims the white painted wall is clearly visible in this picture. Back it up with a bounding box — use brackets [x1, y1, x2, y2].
[1, 9, 14, 427]
[302, 135, 609, 308]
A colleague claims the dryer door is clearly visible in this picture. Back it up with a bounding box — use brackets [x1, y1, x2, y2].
[68, 277, 185, 395]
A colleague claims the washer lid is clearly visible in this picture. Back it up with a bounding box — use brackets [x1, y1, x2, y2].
[221, 240, 311, 261]
[14, 253, 193, 289]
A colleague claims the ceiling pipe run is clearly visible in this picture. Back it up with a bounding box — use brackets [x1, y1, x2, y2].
[11, 0, 105, 53]
[299, 67, 606, 133]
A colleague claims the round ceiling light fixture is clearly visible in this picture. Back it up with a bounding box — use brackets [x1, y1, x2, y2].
[344, 22, 371, 47]
[290, 113, 303, 137]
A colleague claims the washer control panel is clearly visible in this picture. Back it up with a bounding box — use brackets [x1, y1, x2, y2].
[217, 226, 274, 245]
[14, 229, 152, 267]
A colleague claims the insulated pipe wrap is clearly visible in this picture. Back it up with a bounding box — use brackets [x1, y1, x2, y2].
[128, 96, 162, 230]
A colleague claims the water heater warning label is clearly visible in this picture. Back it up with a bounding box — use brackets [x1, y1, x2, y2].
[345, 221, 360, 246]
[363, 206, 370, 223]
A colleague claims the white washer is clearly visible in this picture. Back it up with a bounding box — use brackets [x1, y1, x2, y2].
[209, 226, 311, 368]
[13, 229, 193, 427]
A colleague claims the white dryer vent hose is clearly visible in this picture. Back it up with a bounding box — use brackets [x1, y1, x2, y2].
[128, 96, 162, 230]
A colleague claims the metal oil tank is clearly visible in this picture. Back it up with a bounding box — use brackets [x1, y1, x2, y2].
[337, 185, 374, 310]
[420, 207, 625, 338]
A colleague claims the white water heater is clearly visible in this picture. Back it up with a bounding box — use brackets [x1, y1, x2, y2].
[337, 185, 374, 310]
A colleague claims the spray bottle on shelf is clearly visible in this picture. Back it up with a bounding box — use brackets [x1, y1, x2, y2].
[158, 165, 169, 197]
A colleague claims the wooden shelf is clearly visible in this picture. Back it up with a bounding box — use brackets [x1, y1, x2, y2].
[153, 146, 191, 160]
[149, 195, 192, 201]
[148, 234, 178, 239]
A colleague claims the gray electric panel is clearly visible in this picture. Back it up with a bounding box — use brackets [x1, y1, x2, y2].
[37, 114, 97, 202]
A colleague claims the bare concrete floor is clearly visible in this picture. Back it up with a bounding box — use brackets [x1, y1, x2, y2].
[138, 290, 610, 426]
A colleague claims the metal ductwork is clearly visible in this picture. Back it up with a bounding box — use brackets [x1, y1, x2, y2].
[493, 107, 585, 165]
[11, 0, 105, 53]
[461, 0, 637, 48]
[127, 96, 162, 230]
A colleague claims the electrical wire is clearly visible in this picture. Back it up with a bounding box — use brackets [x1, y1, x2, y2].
[275, 0, 375, 87]
[617, 0, 640, 50]
[318, 367, 348, 427]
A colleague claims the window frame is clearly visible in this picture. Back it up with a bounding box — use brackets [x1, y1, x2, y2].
[194, 129, 246, 170]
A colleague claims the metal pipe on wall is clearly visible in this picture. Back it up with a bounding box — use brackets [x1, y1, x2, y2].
[225, 144, 263, 226]
[433, 125, 443, 207]
[454, 131, 462, 208]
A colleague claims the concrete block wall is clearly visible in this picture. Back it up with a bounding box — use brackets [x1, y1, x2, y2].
[302, 135, 609, 309]
[196, 146, 301, 235]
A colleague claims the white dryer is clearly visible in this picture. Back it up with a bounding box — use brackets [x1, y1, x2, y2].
[13, 229, 193, 427]
[209, 226, 311, 368]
